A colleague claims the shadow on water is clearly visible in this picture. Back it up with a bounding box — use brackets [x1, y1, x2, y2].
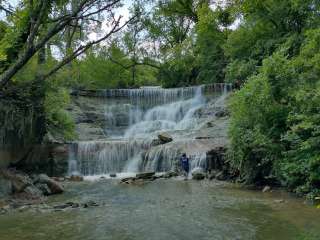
[0, 180, 319, 240]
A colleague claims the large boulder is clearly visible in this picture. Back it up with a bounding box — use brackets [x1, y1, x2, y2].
[0, 169, 33, 193]
[192, 168, 206, 180]
[23, 186, 43, 199]
[35, 174, 64, 194]
[35, 183, 52, 196]
[158, 133, 173, 144]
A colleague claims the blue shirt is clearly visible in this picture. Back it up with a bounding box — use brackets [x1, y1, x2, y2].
[181, 156, 189, 171]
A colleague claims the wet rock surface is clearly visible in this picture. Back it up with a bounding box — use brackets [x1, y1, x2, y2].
[192, 168, 206, 180]
[136, 172, 156, 179]
[0, 170, 64, 201]
[120, 171, 180, 184]
[34, 174, 64, 194]
[158, 133, 173, 144]
[69, 174, 84, 182]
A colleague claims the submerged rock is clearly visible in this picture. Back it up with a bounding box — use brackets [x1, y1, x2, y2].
[192, 168, 206, 180]
[53, 202, 80, 210]
[121, 177, 136, 184]
[158, 133, 173, 144]
[69, 175, 84, 182]
[162, 171, 179, 178]
[120, 173, 158, 184]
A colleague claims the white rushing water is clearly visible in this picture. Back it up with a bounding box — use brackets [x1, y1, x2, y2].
[69, 84, 232, 176]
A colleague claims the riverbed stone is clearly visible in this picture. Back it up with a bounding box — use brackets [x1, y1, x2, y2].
[162, 171, 179, 178]
[192, 168, 206, 180]
[136, 172, 155, 179]
[121, 177, 136, 184]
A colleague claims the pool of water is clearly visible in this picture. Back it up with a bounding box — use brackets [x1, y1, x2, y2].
[0, 180, 319, 240]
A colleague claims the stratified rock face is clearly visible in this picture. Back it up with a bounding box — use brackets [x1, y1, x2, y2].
[14, 144, 69, 177]
[68, 96, 108, 141]
[68, 85, 232, 176]
[0, 99, 44, 169]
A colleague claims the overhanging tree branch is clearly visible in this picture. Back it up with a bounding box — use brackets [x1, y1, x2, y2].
[0, 0, 121, 90]
[42, 16, 134, 80]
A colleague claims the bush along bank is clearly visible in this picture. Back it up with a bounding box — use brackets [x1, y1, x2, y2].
[228, 30, 320, 201]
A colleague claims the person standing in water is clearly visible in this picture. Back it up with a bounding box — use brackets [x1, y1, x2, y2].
[180, 153, 190, 180]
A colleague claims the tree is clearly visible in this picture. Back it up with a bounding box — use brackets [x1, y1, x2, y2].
[0, 0, 131, 90]
[195, 4, 227, 83]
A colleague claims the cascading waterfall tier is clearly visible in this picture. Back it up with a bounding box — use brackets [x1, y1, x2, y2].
[69, 83, 232, 176]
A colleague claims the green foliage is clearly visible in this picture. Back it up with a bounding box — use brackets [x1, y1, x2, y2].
[159, 53, 197, 88]
[280, 30, 320, 195]
[225, 59, 258, 83]
[229, 29, 320, 195]
[195, 4, 226, 83]
[228, 60, 286, 184]
[72, 44, 158, 89]
[44, 86, 75, 141]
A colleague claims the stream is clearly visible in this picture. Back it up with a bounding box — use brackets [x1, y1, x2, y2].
[0, 180, 319, 240]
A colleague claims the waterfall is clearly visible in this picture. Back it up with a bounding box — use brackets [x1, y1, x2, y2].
[69, 83, 232, 176]
[73, 140, 152, 175]
[124, 86, 205, 138]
